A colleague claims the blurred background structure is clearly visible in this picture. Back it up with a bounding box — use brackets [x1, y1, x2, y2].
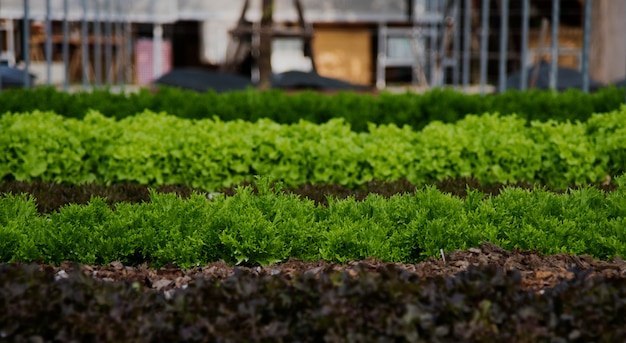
[0, 0, 625, 94]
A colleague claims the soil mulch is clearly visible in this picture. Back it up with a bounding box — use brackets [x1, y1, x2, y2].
[0, 177, 619, 213]
[39, 243, 626, 296]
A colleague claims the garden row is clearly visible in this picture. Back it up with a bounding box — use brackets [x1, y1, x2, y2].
[2, 108, 626, 190]
[1, 86, 624, 131]
[2, 262, 625, 342]
[2, 177, 625, 267]
[1, 176, 619, 214]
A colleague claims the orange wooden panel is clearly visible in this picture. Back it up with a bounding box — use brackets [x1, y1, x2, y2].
[313, 27, 372, 86]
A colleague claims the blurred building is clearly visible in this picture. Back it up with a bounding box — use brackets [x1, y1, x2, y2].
[1, 0, 624, 89]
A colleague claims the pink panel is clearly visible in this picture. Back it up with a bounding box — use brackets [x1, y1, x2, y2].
[135, 38, 172, 85]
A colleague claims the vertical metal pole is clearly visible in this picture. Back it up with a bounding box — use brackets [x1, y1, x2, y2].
[498, 0, 509, 93]
[520, 0, 529, 90]
[63, 0, 69, 91]
[153, 23, 163, 80]
[23, 0, 31, 88]
[125, 6, 132, 85]
[479, 0, 489, 95]
[116, 0, 123, 86]
[376, 24, 386, 89]
[462, 0, 471, 90]
[105, 0, 113, 85]
[452, 0, 461, 87]
[94, 1, 101, 87]
[45, 0, 52, 86]
[549, 0, 560, 90]
[430, 12, 439, 85]
[81, 0, 89, 89]
[582, 0, 592, 93]
[8, 19, 16, 65]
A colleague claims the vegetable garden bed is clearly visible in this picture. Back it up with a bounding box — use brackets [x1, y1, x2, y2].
[2, 87, 626, 341]
[3, 243, 626, 342]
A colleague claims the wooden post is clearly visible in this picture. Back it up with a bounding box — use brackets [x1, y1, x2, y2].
[258, 0, 274, 90]
[590, 0, 626, 84]
[294, 0, 316, 72]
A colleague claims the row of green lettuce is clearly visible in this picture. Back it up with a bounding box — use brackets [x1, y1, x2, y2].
[2, 107, 626, 190]
[1, 86, 625, 132]
[2, 177, 626, 268]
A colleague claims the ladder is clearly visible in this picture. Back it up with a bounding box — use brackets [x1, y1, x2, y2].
[221, 0, 315, 83]
[376, 0, 459, 89]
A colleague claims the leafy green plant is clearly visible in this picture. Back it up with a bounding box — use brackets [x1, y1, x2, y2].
[586, 105, 626, 178]
[2, 175, 625, 267]
[215, 185, 290, 265]
[134, 191, 220, 268]
[5, 108, 626, 190]
[3, 86, 626, 132]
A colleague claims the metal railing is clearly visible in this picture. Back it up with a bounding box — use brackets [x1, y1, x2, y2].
[1, 0, 626, 97]
[0, 0, 135, 92]
[377, 0, 626, 98]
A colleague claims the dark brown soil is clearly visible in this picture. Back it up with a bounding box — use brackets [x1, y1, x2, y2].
[40, 243, 626, 296]
[1, 177, 619, 213]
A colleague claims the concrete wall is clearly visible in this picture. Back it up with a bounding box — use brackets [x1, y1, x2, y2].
[590, 0, 626, 84]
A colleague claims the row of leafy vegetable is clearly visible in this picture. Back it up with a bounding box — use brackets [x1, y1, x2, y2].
[2, 108, 625, 190]
[0, 85, 624, 131]
[2, 176, 625, 267]
[2, 262, 625, 342]
[1, 176, 619, 215]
